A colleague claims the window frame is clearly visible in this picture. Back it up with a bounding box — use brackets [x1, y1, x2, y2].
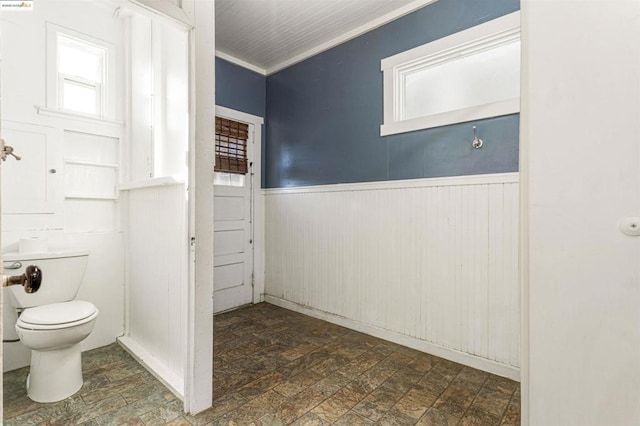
[380, 11, 521, 137]
[45, 23, 116, 120]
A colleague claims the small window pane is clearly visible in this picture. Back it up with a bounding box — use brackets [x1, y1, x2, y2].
[62, 80, 97, 114]
[58, 37, 103, 82]
[403, 41, 520, 121]
[214, 172, 246, 187]
[214, 172, 231, 186]
[229, 174, 245, 187]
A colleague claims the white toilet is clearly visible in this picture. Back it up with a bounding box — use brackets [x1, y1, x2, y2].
[4, 249, 99, 403]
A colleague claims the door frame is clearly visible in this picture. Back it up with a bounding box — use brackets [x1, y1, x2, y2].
[215, 105, 265, 306]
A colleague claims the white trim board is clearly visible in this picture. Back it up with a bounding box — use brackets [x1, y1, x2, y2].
[215, 105, 264, 125]
[117, 336, 184, 400]
[265, 296, 520, 382]
[215, 51, 267, 76]
[263, 172, 519, 195]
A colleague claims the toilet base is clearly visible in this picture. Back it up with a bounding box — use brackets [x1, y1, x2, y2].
[26, 343, 83, 403]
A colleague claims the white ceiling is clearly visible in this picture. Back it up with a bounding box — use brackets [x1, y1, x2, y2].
[215, 0, 437, 75]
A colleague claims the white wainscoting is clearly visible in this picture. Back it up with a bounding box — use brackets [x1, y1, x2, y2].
[265, 173, 520, 379]
[119, 181, 188, 397]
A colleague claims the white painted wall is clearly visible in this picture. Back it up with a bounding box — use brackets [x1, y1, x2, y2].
[522, 1, 640, 424]
[265, 173, 520, 379]
[1, 1, 125, 372]
[117, 0, 192, 402]
[119, 181, 187, 396]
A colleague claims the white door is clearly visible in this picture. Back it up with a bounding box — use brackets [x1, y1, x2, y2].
[213, 122, 254, 314]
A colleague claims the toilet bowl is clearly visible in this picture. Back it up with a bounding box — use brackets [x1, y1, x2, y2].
[3, 248, 98, 403]
[15, 300, 99, 403]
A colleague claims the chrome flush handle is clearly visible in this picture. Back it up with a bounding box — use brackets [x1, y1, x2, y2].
[1, 139, 22, 161]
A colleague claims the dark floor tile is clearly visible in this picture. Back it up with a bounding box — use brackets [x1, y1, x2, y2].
[162, 417, 193, 426]
[252, 413, 285, 425]
[237, 371, 284, 399]
[272, 388, 326, 424]
[51, 395, 127, 425]
[80, 373, 148, 405]
[216, 390, 288, 425]
[273, 369, 323, 398]
[211, 392, 249, 418]
[430, 360, 464, 382]
[289, 412, 331, 426]
[392, 385, 436, 421]
[332, 411, 374, 426]
[378, 408, 420, 426]
[471, 389, 511, 419]
[278, 342, 321, 362]
[416, 407, 459, 426]
[139, 399, 184, 425]
[311, 386, 362, 423]
[453, 367, 489, 394]
[432, 385, 475, 418]
[88, 391, 178, 425]
[335, 351, 385, 378]
[308, 372, 352, 398]
[484, 375, 518, 395]
[352, 384, 404, 422]
[4, 303, 520, 426]
[417, 371, 452, 399]
[459, 405, 501, 426]
[500, 399, 521, 426]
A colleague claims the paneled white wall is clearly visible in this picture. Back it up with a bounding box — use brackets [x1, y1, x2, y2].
[1, 1, 125, 372]
[120, 182, 188, 396]
[265, 173, 519, 378]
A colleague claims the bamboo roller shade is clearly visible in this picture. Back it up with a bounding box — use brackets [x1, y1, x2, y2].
[215, 117, 248, 174]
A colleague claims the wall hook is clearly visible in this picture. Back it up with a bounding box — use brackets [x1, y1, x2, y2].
[472, 126, 483, 149]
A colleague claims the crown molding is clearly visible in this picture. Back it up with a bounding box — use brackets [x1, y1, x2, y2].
[215, 51, 267, 76]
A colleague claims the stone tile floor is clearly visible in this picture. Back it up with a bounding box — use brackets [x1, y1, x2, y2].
[3, 302, 520, 425]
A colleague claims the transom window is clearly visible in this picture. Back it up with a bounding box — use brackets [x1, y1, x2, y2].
[381, 11, 521, 136]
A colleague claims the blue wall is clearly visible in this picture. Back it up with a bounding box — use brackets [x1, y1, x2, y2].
[216, 57, 266, 118]
[265, 0, 520, 188]
[215, 57, 267, 183]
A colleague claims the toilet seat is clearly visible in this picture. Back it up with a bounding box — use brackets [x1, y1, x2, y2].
[17, 301, 98, 331]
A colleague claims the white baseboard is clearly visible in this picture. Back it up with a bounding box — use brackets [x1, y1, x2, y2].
[265, 295, 520, 382]
[117, 336, 184, 401]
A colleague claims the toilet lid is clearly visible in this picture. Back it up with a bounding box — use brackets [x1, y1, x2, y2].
[19, 301, 97, 325]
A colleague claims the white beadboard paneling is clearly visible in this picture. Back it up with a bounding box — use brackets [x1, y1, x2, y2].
[124, 183, 188, 396]
[265, 173, 520, 376]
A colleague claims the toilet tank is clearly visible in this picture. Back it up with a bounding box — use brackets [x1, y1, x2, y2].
[3, 250, 90, 308]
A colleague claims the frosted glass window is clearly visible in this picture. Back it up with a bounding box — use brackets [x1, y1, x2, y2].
[61, 79, 98, 115]
[404, 41, 520, 120]
[380, 11, 521, 136]
[214, 172, 246, 187]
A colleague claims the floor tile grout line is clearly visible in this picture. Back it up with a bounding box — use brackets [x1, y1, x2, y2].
[497, 384, 519, 426]
[455, 372, 490, 424]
